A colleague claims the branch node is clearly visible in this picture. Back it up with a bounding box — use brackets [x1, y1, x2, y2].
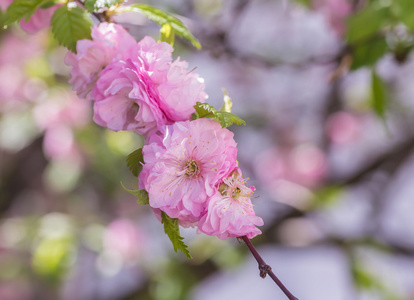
[259, 264, 271, 278]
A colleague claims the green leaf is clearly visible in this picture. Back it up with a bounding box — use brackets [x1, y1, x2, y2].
[194, 102, 217, 118]
[84, 0, 123, 13]
[159, 23, 175, 46]
[4, 0, 53, 25]
[371, 69, 388, 120]
[292, 0, 311, 7]
[121, 4, 201, 49]
[161, 211, 192, 258]
[120, 182, 149, 205]
[126, 148, 143, 177]
[393, 0, 414, 31]
[351, 37, 388, 70]
[194, 102, 246, 128]
[51, 3, 93, 53]
[346, 3, 389, 44]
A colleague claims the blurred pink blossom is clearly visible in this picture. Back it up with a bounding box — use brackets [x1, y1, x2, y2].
[313, 0, 351, 36]
[103, 219, 146, 261]
[255, 144, 328, 189]
[33, 91, 91, 162]
[42, 125, 79, 161]
[20, 5, 61, 34]
[0, 282, 30, 300]
[0, 34, 45, 109]
[0, 0, 12, 11]
[326, 111, 360, 144]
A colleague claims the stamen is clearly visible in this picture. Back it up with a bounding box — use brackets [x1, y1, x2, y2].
[185, 160, 201, 178]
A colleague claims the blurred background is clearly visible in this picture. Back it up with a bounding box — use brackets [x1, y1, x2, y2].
[1, 0, 414, 299]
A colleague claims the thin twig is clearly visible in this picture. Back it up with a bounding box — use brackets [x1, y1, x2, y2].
[241, 236, 299, 300]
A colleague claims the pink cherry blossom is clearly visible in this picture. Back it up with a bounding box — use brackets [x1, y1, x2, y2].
[20, 5, 61, 34]
[92, 58, 167, 134]
[326, 111, 360, 144]
[65, 23, 136, 99]
[92, 36, 206, 135]
[198, 169, 263, 240]
[158, 58, 207, 122]
[103, 219, 147, 261]
[139, 119, 238, 226]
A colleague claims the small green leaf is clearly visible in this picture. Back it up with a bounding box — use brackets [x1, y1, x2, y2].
[4, 0, 53, 25]
[161, 211, 192, 258]
[84, 0, 123, 13]
[346, 3, 389, 44]
[218, 112, 246, 127]
[51, 3, 93, 53]
[121, 4, 201, 49]
[194, 102, 217, 119]
[371, 69, 388, 120]
[120, 182, 149, 205]
[159, 23, 175, 46]
[194, 102, 246, 128]
[126, 148, 144, 177]
[351, 37, 388, 70]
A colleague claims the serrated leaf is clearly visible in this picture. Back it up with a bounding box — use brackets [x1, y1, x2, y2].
[194, 102, 246, 128]
[126, 148, 143, 177]
[219, 112, 246, 127]
[194, 102, 217, 118]
[346, 3, 389, 44]
[84, 0, 123, 13]
[120, 182, 149, 205]
[159, 23, 175, 46]
[51, 3, 93, 53]
[161, 211, 192, 258]
[371, 70, 388, 120]
[121, 4, 201, 49]
[4, 0, 52, 25]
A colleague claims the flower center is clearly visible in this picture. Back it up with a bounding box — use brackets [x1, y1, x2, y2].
[232, 187, 242, 198]
[185, 160, 201, 178]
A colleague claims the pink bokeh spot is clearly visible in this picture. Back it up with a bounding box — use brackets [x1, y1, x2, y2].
[255, 144, 328, 189]
[326, 111, 360, 144]
[104, 219, 146, 261]
[0, 0, 12, 11]
[313, 0, 351, 36]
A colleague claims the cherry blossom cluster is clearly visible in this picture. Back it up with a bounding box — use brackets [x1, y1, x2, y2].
[65, 23, 263, 240]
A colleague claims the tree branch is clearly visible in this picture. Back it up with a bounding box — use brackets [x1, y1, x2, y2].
[241, 236, 299, 300]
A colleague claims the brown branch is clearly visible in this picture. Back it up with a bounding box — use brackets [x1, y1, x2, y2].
[241, 236, 299, 300]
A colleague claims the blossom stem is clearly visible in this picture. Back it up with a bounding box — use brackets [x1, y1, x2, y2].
[241, 236, 299, 300]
